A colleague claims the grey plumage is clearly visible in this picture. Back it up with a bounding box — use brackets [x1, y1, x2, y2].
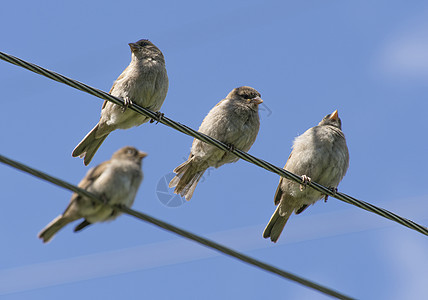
[263, 110, 349, 242]
[72, 39, 168, 165]
[39, 146, 147, 243]
[169, 86, 263, 201]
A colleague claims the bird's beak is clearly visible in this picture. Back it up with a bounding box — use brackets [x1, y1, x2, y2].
[128, 43, 139, 52]
[138, 151, 148, 159]
[251, 96, 264, 105]
[329, 109, 339, 120]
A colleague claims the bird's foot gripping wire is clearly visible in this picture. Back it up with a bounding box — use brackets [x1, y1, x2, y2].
[299, 175, 311, 191]
[121, 97, 133, 111]
[150, 112, 164, 124]
[324, 187, 338, 202]
[225, 143, 236, 152]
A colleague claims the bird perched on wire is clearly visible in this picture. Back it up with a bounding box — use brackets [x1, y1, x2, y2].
[263, 110, 349, 243]
[169, 86, 263, 201]
[72, 39, 168, 165]
[39, 146, 147, 243]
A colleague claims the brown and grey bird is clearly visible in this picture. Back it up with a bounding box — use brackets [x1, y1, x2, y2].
[263, 110, 349, 243]
[72, 39, 168, 165]
[39, 146, 147, 243]
[169, 86, 263, 201]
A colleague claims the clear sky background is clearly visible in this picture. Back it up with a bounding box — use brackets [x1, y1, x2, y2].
[1, 1, 427, 299]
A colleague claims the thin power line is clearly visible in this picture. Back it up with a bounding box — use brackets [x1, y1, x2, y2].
[0, 51, 427, 237]
[0, 154, 354, 300]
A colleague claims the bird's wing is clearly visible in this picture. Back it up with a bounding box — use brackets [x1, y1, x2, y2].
[68, 161, 110, 204]
[102, 67, 129, 109]
[62, 161, 110, 216]
[274, 153, 293, 205]
[273, 179, 283, 205]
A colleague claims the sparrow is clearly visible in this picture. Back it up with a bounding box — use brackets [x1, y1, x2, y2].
[38, 146, 147, 243]
[263, 110, 349, 242]
[72, 39, 168, 165]
[169, 86, 263, 201]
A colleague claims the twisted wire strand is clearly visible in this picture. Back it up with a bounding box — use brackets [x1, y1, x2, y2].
[0, 51, 427, 237]
[0, 154, 353, 300]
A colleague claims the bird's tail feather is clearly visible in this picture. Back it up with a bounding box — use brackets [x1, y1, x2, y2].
[38, 215, 77, 243]
[72, 124, 108, 165]
[263, 203, 293, 243]
[169, 159, 206, 201]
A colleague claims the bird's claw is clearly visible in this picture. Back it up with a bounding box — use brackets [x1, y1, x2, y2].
[225, 143, 236, 152]
[299, 175, 311, 191]
[150, 112, 164, 124]
[122, 97, 133, 111]
[324, 187, 338, 202]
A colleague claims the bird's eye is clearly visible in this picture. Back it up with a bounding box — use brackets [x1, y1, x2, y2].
[126, 149, 135, 155]
[248, 93, 258, 99]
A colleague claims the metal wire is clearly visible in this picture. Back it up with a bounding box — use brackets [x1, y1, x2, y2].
[0, 51, 427, 237]
[0, 154, 354, 300]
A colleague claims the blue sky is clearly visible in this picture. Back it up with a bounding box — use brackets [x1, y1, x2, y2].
[1, 0, 428, 299]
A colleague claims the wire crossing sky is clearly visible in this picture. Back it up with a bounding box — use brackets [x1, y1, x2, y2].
[0, 153, 354, 300]
[0, 51, 426, 237]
